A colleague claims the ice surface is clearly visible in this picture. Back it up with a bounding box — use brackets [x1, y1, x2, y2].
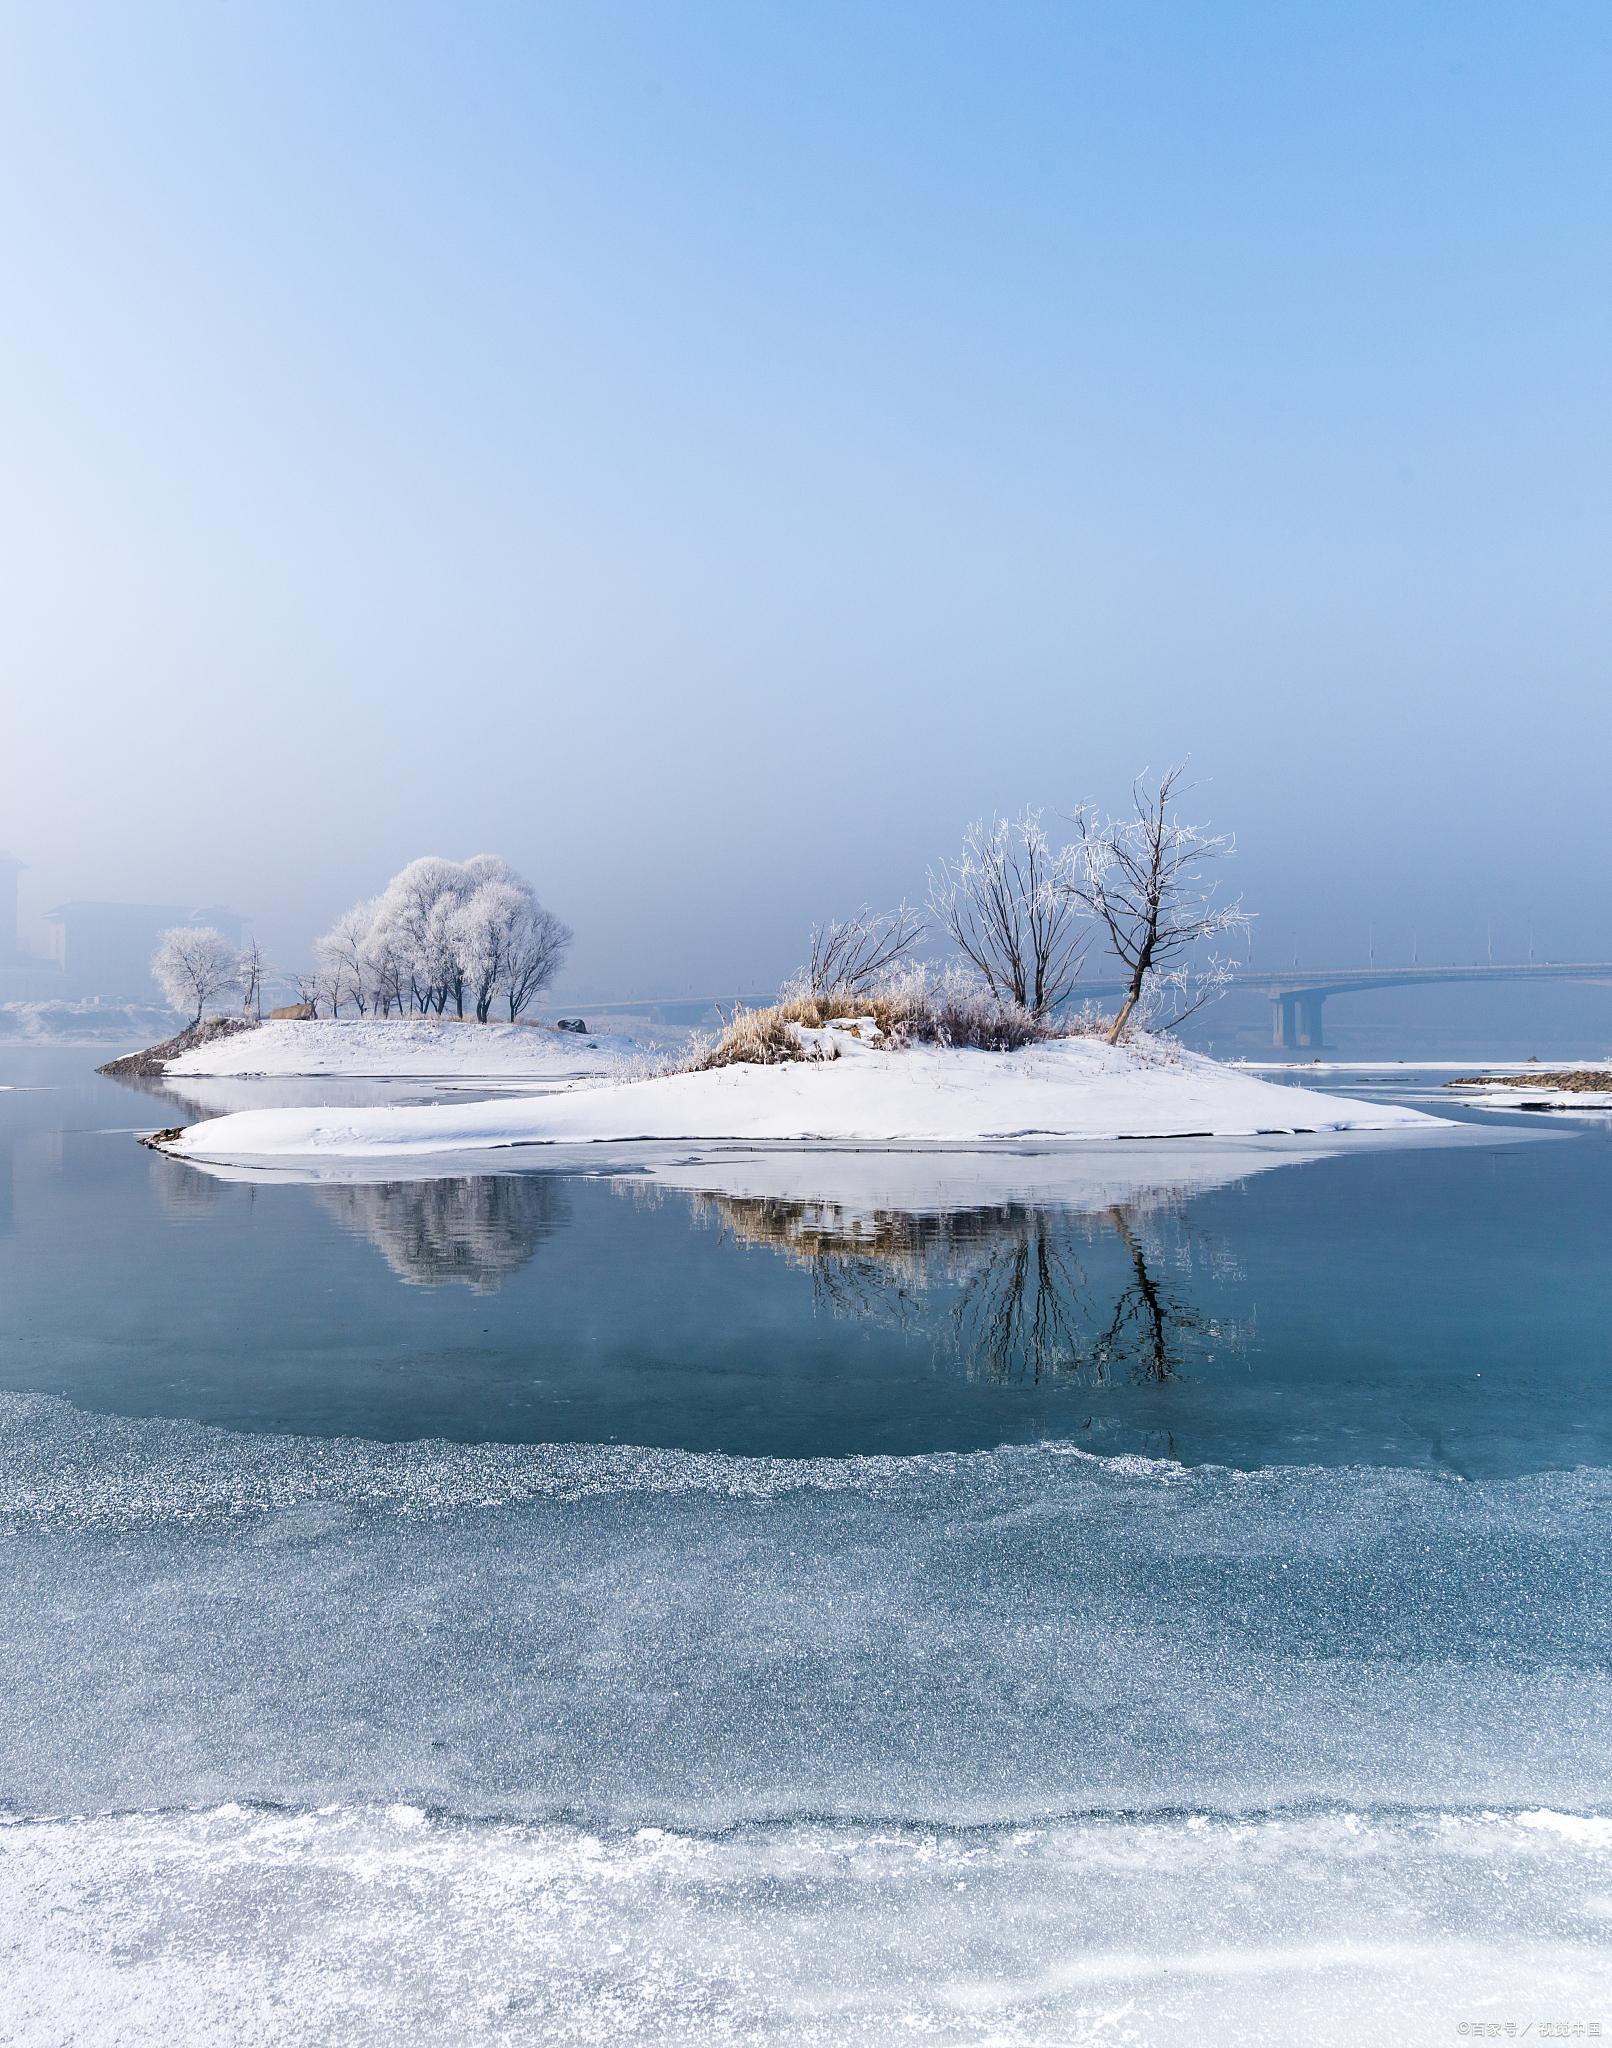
[3, 1392, 1610, 2040]
[5, 1802, 1610, 2046]
[3, 1393, 1608, 1825]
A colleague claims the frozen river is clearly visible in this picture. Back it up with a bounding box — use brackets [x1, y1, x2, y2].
[1, 1048, 1609, 2042]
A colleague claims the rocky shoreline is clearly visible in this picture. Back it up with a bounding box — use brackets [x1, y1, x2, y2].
[97, 1015, 253, 1079]
[1447, 1068, 1612, 1093]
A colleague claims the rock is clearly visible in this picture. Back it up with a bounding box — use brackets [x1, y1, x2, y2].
[97, 1014, 254, 1078]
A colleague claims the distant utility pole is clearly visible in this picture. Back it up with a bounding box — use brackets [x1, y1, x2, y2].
[1487, 917, 1494, 966]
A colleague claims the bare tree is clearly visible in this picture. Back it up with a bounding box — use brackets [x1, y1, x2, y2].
[361, 917, 409, 1017]
[1071, 766, 1250, 1043]
[500, 902, 573, 1020]
[927, 810, 1087, 1016]
[800, 904, 924, 998]
[288, 968, 324, 1017]
[314, 902, 376, 1017]
[152, 926, 241, 1028]
[239, 937, 268, 1021]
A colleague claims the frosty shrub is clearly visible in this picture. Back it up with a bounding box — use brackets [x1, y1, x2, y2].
[690, 965, 1085, 1071]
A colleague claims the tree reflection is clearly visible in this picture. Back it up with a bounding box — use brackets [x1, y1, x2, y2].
[692, 1190, 1249, 1385]
[316, 1173, 570, 1293]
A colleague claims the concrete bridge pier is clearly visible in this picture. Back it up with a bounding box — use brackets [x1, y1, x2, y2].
[1273, 991, 1327, 1050]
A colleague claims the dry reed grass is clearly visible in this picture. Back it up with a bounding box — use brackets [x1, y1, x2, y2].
[689, 972, 1099, 1071]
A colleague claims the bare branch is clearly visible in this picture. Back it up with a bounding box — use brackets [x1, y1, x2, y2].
[1068, 765, 1251, 1042]
[928, 810, 1088, 1015]
[799, 903, 925, 998]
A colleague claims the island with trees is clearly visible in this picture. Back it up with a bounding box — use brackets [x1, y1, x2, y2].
[126, 772, 1442, 1158]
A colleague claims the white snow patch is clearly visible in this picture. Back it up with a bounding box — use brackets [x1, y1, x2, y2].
[166, 1035, 1439, 1163]
[161, 1016, 647, 1080]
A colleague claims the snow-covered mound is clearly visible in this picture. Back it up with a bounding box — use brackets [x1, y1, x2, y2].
[161, 1016, 644, 1079]
[164, 1027, 1436, 1162]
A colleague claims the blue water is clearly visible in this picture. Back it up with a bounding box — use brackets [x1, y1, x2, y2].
[1, 1045, 1609, 2045]
[1, 1051, 1609, 1471]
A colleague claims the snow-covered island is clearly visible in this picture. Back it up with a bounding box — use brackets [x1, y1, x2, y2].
[158, 1019, 1434, 1163]
[1446, 1067, 1612, 1112]
[158, 1015, 642, 1080]
[126, 798, 1445, 1166]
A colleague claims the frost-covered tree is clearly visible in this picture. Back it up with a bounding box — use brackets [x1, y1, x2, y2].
[239, 937, 268, 1021]
[1070, 766, 1250, 1042]
[313, 901, 377, 1017]
[799, 904, 925, 998]
[450, 882, 528, 1024]
[928, 810, 1087, 1016]
[371, 857, 469, 1014]
[360, 915, 409, 1017]
[498, 899, 572, 1020]
[152, 926, 241, 1027]
[312, 857, 571, 1022]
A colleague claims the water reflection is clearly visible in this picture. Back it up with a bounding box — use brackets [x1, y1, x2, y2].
[149, 1150, 235, 1218]
[692, 1191, 1251, 1385]
[315, 1174, 571, 1293]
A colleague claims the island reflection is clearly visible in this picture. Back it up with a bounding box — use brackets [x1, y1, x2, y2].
[316, 1173, 572, 1294]
[687, 1189, 1251, 1385]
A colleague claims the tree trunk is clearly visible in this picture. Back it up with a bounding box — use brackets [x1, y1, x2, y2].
[1107, 967, 1148, 1044]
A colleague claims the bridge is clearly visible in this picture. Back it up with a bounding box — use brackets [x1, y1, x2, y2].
[1227, 962, 1612, 1049]
[1089, 961, 1612, 1049]
[566, 962, 1612, 1048]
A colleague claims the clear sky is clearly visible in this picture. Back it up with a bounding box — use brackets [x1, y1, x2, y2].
[2, 1, 1608, 996]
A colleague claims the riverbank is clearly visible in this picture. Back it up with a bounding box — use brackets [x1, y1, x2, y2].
[1448, 1067, 1612, 1110]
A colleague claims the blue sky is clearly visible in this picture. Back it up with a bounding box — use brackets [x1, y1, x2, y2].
[2, 1, 1607, 993]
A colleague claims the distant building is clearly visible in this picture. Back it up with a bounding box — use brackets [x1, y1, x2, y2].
[0, 853, 65, 999]
[45, 900, 248, 1002]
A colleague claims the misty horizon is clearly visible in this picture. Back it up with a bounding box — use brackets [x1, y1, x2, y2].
[3, 3, 1609, 999]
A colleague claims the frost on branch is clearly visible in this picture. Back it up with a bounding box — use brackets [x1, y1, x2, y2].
[308, 858, 572, 1021]
[152, 926, 242, 1028]
[927, 810, 1087, 1017]
[1070, 766, 1250, 1042]
[797, 904, 925, 1000]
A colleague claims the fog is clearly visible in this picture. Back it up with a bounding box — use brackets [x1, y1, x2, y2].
[2, 3, 1608, 1000]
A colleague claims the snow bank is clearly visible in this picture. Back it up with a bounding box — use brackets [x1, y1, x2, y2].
[1459, 1085, 1612, 1112]
[162, 1015, 645, 1079]
[166, 1027, 1437, 1162]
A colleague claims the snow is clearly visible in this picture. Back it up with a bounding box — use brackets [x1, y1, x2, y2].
[2, 1391, 1608, 2042]
[161, 1016, 647, 1079]
[165, 1025, 1437, 1162]
[1460, 1086, 1612, 1112]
